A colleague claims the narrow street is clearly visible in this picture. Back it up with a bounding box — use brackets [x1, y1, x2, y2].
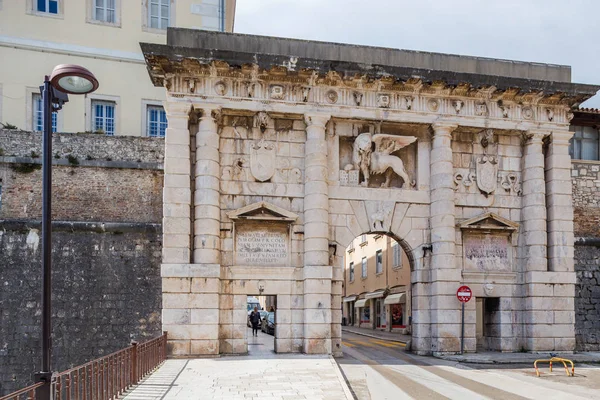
[338, 332, 600, 400]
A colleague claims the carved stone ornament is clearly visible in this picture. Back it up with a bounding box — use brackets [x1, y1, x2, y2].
[499, 104, 510, 118]
[250, 139, 276, 182]
[405, 96, 414, 110]
[427, 99, 439, 112]
[500, 172, 522, 195]
[253, 111, 271, 133]
[301, 87, 311, 102]
[476, 155, 498, 195]
[214, 81, 227, 96]
[377, 94, 390, 108]
[270, 85, 285, 100]
[546, 108, 555, 121]
[353, 91, 363, 106]
[326, 90, 339, 104]
[475, 102, 488, 116]
[352, 133, 416, 188]
[453, 100, 464, 114]
[522, 106, 533, 120]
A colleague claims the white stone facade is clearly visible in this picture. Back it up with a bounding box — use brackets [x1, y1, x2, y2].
[143, 31, 599, 356]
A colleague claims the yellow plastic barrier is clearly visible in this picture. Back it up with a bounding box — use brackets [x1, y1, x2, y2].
[534, 357, 574, 377]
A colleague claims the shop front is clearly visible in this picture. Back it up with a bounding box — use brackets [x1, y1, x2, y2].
[384, 293, 407, 333]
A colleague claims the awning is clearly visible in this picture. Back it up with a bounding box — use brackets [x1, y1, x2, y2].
[343, 296, 357, 303]
[384, 293, 406, 305]
[355, 299, 368, 308]
[365, 290, 385, 299]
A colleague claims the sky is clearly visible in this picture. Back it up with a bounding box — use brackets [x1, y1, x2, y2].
[234, 0, 600, 108]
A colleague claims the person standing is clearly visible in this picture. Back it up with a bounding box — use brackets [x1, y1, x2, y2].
[250, 306, 261, 337]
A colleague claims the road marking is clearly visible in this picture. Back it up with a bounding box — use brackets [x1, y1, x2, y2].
[342, 340, 355, 348]
[371, 339, 406, 348]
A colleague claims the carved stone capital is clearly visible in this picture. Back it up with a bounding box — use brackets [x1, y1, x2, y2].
[164, 101, 193, 118]
[522, 130, 547, 145]
[304, 113, 331, 128]
[548, 130, 573, 146]
[198, 106, 222, 123]
[430, 122, 458, 137]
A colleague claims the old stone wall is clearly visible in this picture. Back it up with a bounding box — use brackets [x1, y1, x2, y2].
[0, 130, 164, 396]
[0, 129, 164, 163]
[0, 222, 162, 396]
[572, 161, 600, 351]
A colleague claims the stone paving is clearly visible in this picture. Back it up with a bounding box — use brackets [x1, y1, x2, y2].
[342, 326, 410, 343]
[122, 330, 352, 400]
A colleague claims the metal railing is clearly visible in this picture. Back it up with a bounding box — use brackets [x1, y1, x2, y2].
[1, 332, 167, 400]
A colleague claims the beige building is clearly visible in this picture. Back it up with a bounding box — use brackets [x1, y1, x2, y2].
[343, 234, 411, 333]
[0, 0, 236, 136]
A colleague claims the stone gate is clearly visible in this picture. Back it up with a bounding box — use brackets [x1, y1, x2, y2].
[141, 29, 599, 356]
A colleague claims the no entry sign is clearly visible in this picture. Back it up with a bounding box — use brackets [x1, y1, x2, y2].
[457, 286, 472, 303]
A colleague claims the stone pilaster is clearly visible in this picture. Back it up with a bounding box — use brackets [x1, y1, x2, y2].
[161, 101, 194, 356]
[162, 101, 193, 264]
[429, 122, 461, 355]
[303, 113, 332, 354]
[521, 131, 548, 272]
[545, 130, 575, 272]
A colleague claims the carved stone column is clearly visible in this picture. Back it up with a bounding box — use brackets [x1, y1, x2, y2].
[429, 122, 461, 354]
[303, 113, 332, 354]
[521, 131, 548, 272]
[186, 106, 221, 356]
[194, 107, 222, 265]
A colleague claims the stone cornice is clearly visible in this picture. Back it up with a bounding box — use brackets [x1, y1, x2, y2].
[141, 43, 599, 111]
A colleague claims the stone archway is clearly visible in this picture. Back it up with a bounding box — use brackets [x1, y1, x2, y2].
[144, 29, 591, 357]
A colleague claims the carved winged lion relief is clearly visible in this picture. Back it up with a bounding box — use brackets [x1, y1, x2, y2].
[352, 133, 417, 188]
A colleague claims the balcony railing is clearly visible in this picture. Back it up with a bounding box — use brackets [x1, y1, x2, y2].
[1, 332, 167, 400]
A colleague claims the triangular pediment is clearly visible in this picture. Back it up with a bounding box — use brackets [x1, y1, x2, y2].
[227, 201, 298, 222]
[458, 212, 519, 231]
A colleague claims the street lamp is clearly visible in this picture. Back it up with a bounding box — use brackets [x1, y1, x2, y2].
[35, 64, 98, 400]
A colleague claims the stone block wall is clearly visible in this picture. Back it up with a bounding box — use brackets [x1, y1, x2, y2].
[0, 130, 164, 396]
[572, 161, 600, 351]
[0, 222, 162, 396]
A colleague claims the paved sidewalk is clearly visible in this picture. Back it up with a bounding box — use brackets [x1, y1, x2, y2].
[439, 351, 600, 364]
[342, 325, 410, 344]
[122, 355, 353, 400]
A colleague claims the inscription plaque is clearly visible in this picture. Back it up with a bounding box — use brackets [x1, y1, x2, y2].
[235, 224, 289, 266]
[463, 234, 511, 272]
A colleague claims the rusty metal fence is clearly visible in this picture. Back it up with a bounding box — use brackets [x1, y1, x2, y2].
[1, 333, 167, 400]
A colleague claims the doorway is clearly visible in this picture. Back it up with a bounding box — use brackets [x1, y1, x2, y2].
[246, 294, 277, 355]
[476, 297, 501, 351]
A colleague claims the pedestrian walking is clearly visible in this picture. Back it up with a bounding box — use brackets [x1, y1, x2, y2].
[250, 306, 261, 336]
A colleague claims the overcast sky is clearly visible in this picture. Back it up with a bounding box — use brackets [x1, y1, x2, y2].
[235, 0, 600, 108]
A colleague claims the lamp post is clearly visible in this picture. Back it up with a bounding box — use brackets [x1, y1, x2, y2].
[34, 65, 98, 400]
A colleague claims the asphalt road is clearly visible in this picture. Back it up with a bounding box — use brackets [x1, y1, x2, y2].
[338, 332, 600, 400]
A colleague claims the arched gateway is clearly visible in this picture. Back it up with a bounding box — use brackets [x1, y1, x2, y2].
[141, 30, 598, 356]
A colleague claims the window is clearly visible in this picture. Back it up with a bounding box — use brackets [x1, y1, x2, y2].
[147, 105, 167, 137]
[361, 257, 367, 278]
[149, 0, 170, 30]
[393, 242, 402, 268]
[92, 100, 115, 135]
[376, 250, 383, 274]
[570, 125, 599, 161]
[93, 0, 116, 23]
[191, 0, 223, 31]
[32, 94, 57, 133]
[37, 0, 58, 13]
[349, 262, 354, 282]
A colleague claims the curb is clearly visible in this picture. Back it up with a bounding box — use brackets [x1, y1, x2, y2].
[342, 328, 407, 345]
[329, 355, 356, 400]
[437, 355, 600, 365]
